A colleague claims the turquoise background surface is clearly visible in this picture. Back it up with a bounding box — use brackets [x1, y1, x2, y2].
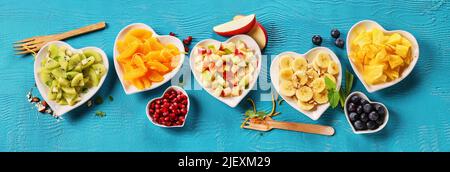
[1, 0, 449, 152]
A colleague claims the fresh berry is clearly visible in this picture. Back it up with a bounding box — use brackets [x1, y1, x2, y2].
[354, 120, 366, 130]
[349, 112, 359, 122]
[360, 98, 368, 105]
[369, 111, 379, 121]
[335, 38, 345, 48]
[347, 102, 356, 112]
[350, 95, 360, 104]
[375, 104, 386, 116]
[186, 36, 193, 42]
[376, 118, 384, 125]
[169, 32, 176, 36]
[360, 113, 369, 122]
[356, 105, 363, 114]
[312, 35, 322, 46]
[363, 103, 372, 113]
[367, 121, 378, 130]
[183, 39, 190, 45]
[331, 29, 340, 38]
[184, 46, 189, 52]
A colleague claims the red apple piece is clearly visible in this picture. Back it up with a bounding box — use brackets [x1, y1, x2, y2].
[213, 14, 256, 37]
[233, 15, 268, 49]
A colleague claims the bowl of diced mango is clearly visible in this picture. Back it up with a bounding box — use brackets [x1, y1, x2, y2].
[346, 20, 419, 93]
[113, 23, 185, 94]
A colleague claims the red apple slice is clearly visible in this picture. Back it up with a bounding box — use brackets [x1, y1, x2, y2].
[233, 15, 268, 49]
[213, 14, 256, 37]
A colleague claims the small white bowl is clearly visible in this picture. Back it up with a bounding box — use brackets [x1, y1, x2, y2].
[346, 20, 420, 93]
[270, 47, 342, 120]
[113, 23, 185, 95]
[189, 35, 262, 107]
[145, 86, 190, 128]
[344, 91, 389, 134]
[34, 41, 109, 116]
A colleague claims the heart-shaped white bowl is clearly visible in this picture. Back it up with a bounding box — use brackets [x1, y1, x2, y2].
[113, 23, 185, 95]
[145, 86, 190, 128]
[189, 35, 262, 107]
[346, 20, 420, 93]
[344, 91, 389, 134]
[34, 41, 109, 117]
[270, 47, 342, 120]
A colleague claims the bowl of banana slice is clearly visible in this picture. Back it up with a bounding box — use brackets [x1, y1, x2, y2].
[270, 47, 342, 120]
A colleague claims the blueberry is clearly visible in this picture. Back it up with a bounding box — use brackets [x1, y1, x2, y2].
[354, 120, 366, 130]
[356, 105, 363, 114]
[369, 111, 379, 121]
[363, 103, 373, 113]
[360, 113, 369, 122]
[335, 38, 345, 48]
[367, 121, 378, 130]
[350, 95, 360, 104]
[349, 112, 359, 122]
[312, 35, 322, 46]
[331, 29, 340, 38]
[347, 102, 356, 112]
[375, 104, 386, 116]
[360, 98, 368, 105]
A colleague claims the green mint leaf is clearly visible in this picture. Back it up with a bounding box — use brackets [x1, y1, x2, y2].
[95, 110, 106, 117]
[256, 111, 268, 119]
[245, 110, 255, 117]
[345, 69, 354, 96]
[324, 76, 336, 91]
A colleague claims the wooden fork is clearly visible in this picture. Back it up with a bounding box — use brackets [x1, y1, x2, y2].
[14, 21, 106, 55]
[243, 117, 335, 136]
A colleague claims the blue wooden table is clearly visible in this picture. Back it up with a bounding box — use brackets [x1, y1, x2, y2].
[1, 0, 449, 152]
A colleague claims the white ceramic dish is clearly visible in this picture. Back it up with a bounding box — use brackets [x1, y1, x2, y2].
[113, 23, 185, 95]
[189, 35, 262, 107]
[344, 91, 389, 134]
[34, 41, 109, 117]
[146, 86, 190, 128]
[346, 20, 419, 93]
[270, 47, 342, 120]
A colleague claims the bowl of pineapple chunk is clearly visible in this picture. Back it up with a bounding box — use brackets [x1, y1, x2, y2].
[346, 20, 419, 92]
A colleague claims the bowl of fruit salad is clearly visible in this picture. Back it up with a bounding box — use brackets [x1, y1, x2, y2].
[270, 47, 342, 120]
[190, 35, 261, 107]
[347, 20, 419, 93]
[34, 41, 108, 116]
[146, 86, 189, 128]
[344, 91, 389, 134]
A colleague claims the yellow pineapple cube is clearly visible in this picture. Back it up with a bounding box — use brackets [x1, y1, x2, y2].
[388, 55, 404, 69]
[363, 65, 384, 85]
[401, 37, 412, 47]
[385, 67, 400, 80]
[387, 33, 402, 45]
[372, 28, 384, 45]
[395, 44, 410, 58]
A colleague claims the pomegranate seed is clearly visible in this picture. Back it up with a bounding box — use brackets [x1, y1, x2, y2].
[169, 32, 176, 36]
[181, 109, 187, 115]
[154, 114, 159, 119]
[184, 46, 189, 52]
[164, 117, 170, 121]
[163, 112, 169, 116]
[183, 39, 190, 45]
[179, 116, 185, 122]
[187, 36, 192, 41]
[149, 109, 154, 114]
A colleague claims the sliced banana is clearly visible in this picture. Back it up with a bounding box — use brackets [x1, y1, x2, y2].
[311, 77, 326, 93]
[327, 61, 340, 75]
[296, 86, 313, 102]
[313, 90, 329, 104]
[324, 73, 336, 84]
[280, 68, 294, 81]
[290, 57, 308, 72]
[293, 71, 308, 86]
[279, 55, 293, 69]
[298, 100, 315, 111]
[314, 52, 331, 68]
[280, 80, 296, 97]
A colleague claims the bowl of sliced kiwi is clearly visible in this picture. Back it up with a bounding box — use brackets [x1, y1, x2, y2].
[34, 41, 108, 116]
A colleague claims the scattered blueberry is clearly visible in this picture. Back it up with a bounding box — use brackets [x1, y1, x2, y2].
[356, 105, 363, 114]
[349, 112, 359, 122]
[354, 120, 366, 130]
[367, 121, 378, 130]
[331, 29, 340, 39]
[360, 113, 369, 122]
[335, 38, 345, 48]
[363, 103, 373, 113]
[347, 102, 356, 112]
[350, 95, 360, 104]
[369, 111, 379, 121]
[312, 35, 322, 46]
